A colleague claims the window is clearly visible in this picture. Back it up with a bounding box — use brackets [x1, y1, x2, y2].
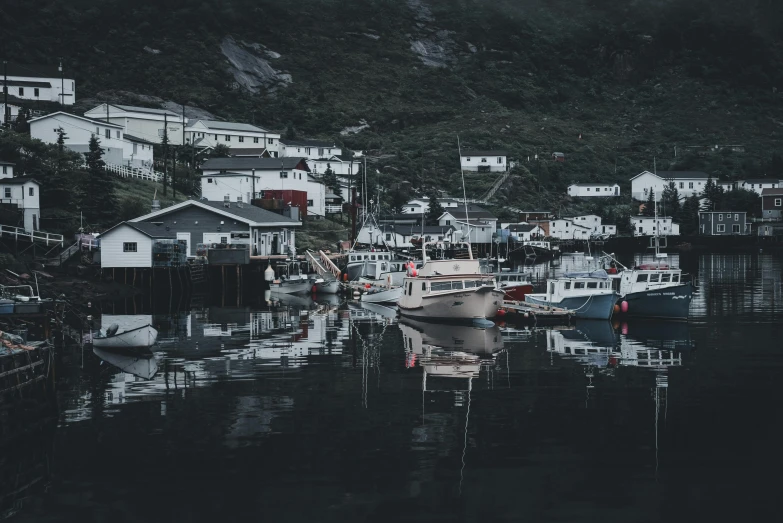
[587, 282, 598, 289]
[775, 198, 782, 207]
[718, 214, 723, 221]
[574, 282, 586, 289]
[105, 128, 110, 138]
[4, 188, 10, 198]
[734, 214, 739, 220]
[268, 138, 274, 144]
[225, 135, 230, 141]
[672, 274, 680, 282]
[28, 187, 34, 196]
[466, 157, 471, 162]
[732, 224, 740, 233]
[239, 136, 244, 143]
[1, 166, 5, 174]
[445, 220, 451, 225]
[280, 171, 288, 178]
[18, 87, 24, 96]
[123, 242, 137, 253]
[717, 224, 725, 232]
[207, 178, 213, 184]
[236, 196, 243, 202]
[679, 182, 684, 189]
[649, 274, 660, 283]
[254, 137, 259, 143]
[305, 147, 312, 155]
[408, 282, 413, 295]
[481, 157, 487, 163]
[34, 87, 39, 97]
[318, 148, 325, 156]
[689, 182, 694, 189]
[422, 282, 427, 291]
[497, 157, 502, 163]
[116, 130, 120, 138]
[564, 282, 571, 290]
[133, 143, 138, 155]
[587, 188, 590, 191]
[385, 233, 391, 241]
[661, 273, 671, 283]
[214, 134, 218, 140]
[224, 195, 230, 202]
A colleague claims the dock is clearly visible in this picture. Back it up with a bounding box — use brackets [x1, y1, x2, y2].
[498, 301, 573, 325]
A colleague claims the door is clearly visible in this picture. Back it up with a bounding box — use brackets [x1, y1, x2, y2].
[177, 232, 191, 256]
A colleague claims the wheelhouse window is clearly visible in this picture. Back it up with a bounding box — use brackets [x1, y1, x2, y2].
[587, 282, 598, 289]
[574, 282, 586, 289]
[661, 273, 671, 283]
[123, 242, 137, 253]
[649, 274, 660, 283]
[564, 282, 571, 290]
[672, 274, 680, 282]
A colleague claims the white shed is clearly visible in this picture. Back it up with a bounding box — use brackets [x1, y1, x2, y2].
[99, 222, 175, 268]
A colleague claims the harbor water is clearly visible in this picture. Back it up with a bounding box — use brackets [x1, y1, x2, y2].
[10, 253, 783, 522]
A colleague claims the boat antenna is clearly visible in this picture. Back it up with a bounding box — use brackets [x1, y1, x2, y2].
[457, 134, 470, 246]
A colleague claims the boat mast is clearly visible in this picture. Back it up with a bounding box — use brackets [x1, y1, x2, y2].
[457, 134, 471, 248]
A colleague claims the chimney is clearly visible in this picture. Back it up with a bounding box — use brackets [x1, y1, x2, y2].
[151, 199, 160, 212]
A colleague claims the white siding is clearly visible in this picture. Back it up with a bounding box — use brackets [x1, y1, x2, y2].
[567, 184, 620, 197]
[459, 154, 507, 172]
[4, 75, 76, 104]
[100, 225, 153, 268]
[281, 144, 342, 159]
[185, 121, 281, 155]
[631, 171, 708, 201]
[630, 217, 679, 237]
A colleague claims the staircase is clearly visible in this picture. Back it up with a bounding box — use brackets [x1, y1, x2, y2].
[480, 171, 510, 202]
[45, 241, 80, 267]
[316, 250, 341, 278]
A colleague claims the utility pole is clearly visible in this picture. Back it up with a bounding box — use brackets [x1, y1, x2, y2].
[2, 61, 7, 127]
[163, 113, 168, 196]
[252, 168, 256, 201]
[58, 59, 64, 107]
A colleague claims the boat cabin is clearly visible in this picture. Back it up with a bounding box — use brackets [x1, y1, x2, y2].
[545, 277, 613, 302]
[616, 265, 684, 295]
[347, 251, 392, 264]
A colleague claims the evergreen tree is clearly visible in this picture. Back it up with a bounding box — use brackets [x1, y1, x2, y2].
[82, 135, 117, 226]
[425, 192, 445, 226]
[210, 143, 230, 158]
[680, 194, 701, 235]
[661, 181, 681, 218]
[322, 166, 341, 196]
[13, 109, 30, 134]
[284, 122, 297, 140]
[702, 176, 724, 210]
[643, 188, 656, 216]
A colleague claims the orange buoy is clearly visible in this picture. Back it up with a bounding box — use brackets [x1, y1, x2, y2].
[343, 273, 348, 282]
[613, 304, 620, 314]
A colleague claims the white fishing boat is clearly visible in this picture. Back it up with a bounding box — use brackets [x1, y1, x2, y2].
[313, 278, 341, 294]
[92, 323, 159, 351]
[398, 241, 504, 322]
[93, 347, 159, 379]
[269, 259, 314, 295]
[360, 285, 403, 304]
[525, 270, 618, 320]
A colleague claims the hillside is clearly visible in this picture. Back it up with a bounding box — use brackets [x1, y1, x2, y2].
[3, 0, 783, 214]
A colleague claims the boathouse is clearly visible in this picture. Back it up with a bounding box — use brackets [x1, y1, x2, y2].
[99, 222, 182, 268]
[761, 188, 783, 220]
[129, 199, 301, 257]
[699, 211, 748, 235]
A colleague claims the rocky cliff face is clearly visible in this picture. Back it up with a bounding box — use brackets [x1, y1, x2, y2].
[220, 36, 292, 93]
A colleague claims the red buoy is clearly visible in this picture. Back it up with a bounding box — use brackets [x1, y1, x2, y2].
[621, 301, 629, 313]
[312, 285, 317, 294]
[496, 309, 506, 317]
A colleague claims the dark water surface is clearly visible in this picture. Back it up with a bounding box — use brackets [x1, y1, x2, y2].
[14, 253, 783, 522]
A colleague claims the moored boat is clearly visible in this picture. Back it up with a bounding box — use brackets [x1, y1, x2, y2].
[610, 261, 693, 320]
[360, 285, 403, 304]
[397, 242, 504, 322]
[92, 323, 159, 351]
[524, 270, 618, 320]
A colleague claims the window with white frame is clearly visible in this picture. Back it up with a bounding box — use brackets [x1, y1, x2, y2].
[225, 135, 230, 141]
[34, 88, 39, 97]
[307, 199, 313, 207]
[775, 198, 782, 207]
[4, 188, 10, 198]
[734, 214, 739, 220]
[481, 157, 487, 163]
[268, 138, 274, 144]
[689, 182, 694, 189]
[717, 224, 725, 232]
[123, 242, 138, 252]
[224, 195, 230, 202]
[732, 224, 740, 233]
[29, 187, 34, 196]
[719, 214, 723, 221]
[497, 157, 502, 163]
[239, 136, 244, 142]
[254, 137, 259, 143]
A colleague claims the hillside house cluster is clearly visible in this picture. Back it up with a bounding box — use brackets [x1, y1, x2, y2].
[1, 63, 76, 117]
[699, 212, 748, 236]
[720, 179, 782, 195]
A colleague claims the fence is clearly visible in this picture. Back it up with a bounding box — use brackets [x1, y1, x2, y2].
[104, 163, 162, 182]
[0, 224, 63, 247]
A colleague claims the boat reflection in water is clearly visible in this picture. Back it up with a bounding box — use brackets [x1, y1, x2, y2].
[93, 347, 159, 380]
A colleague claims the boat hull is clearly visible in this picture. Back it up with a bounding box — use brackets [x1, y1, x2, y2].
[314, 280, 340, 294]
[361, 286, 403, 304]
[525, 292, 617, 320]
[92, 325, 159, 350]
[618, 283, 693, 320]
[498, 283, 534, 301]
[399, 287, 504, 322]
[270, 279, 313, 295]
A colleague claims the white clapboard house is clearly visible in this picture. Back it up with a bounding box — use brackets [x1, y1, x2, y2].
[84, 104, 188, 145]
[459, 150, 508, 172]
[0, 160, 41, 231]
[567, 183, 620, 197]
[631, 170, 710, 201]
[185, 120, 281, 157]
[1, 63, 76, 105]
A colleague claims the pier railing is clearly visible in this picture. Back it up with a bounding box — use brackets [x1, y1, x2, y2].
[318, 250, 342, 278]
[104, 163, 163, 182]
[0, 224, 63, 247]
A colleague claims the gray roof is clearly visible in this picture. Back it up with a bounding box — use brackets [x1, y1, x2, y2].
[0, 160, 14, 166]
[201, 157, 308, 171]
[570, 182, 617, 187]
[655, 171, 710, 179]
[0, 177, 39, 185]
[200, 200, 299, 224]
[761, 188, 783, 196]
[441, 204, 496, 220]
[741, 179, 779, 184]
[126, 222, 176, 239]
[1, 79, 52, 88]
[196, 120, 268, 133]
[281, 139, 338, 148]
[228, 148, 270, 157]
[5, 63, 65, 79]
[505, 223, 538, 232]
[461, 150, 508, 157]
[112, 104, 181, 117]
[123, 134, 155, 145]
